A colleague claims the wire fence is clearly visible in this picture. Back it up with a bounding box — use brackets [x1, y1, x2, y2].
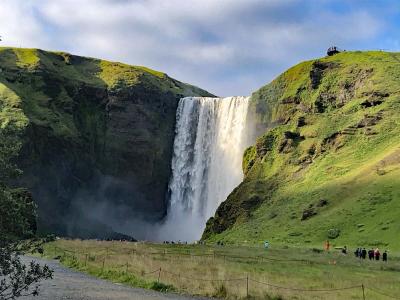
[365, 287, 400, 300]
[50, 246, 400, 300]
[52, 246, 315, 264]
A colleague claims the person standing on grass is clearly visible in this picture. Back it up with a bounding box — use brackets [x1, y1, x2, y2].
[362, 248, 367, 259]
[264, 241, 270, 249]
[383, 250, 388, 262]
[368, 249, 374, 260]
[374, 248, 381, 261]
[354, 248, 360, 258]
[325, 240, 330, 251]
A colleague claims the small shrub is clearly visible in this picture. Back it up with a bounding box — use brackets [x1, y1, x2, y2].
[376, 168, 386, 176]
[149, 281, 175, 293]
[327, 228, 340, 239]
[213, 284, 228, 298]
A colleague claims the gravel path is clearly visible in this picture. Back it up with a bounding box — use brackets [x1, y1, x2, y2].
[22, 256, 210, 300]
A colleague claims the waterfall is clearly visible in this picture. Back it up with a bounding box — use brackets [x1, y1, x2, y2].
[160, 96, 253, 241]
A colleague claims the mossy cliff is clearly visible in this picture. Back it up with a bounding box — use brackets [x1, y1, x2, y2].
[0, 47, 212, 238]
[203, 51, 400, 250]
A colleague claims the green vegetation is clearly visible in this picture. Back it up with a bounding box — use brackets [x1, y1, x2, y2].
[204, 51, 400, 251]
[0, 104, 31, 244]
[41, 239, 400, 299]
[0, 90, 53, 299]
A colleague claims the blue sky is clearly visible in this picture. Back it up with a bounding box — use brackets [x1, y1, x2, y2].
[0, 0, 399, 96]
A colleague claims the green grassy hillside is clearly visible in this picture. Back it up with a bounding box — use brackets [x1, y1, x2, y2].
[203, 51, 400, 250]
[0, 47, 212, 238]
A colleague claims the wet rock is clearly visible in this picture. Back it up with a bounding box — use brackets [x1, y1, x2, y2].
[357, 113, 383, 128]
[321, 132, 345, 152]
[310, 61, 332, 89]
[317, 199, 329, 207]
[301, 207, 317, 221]
[361, 99, 383, 108]
[297, 116, 306, 127]
[279, 131, 305, 153]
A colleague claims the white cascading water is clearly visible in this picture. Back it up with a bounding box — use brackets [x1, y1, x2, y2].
[159, 96, 253, 241]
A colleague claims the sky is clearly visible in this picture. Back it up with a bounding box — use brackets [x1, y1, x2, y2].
[0, 0, 399, 96]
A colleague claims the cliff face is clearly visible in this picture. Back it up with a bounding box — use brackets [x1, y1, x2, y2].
[203, 51, 400, 249]
[0, 47, 213, 238]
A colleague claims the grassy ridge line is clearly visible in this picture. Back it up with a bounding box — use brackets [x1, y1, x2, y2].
[1, 47, 209, 93]
[0, 46, 212, 139]
[38, 239, 400, 300]
[204, 51, 400, 250]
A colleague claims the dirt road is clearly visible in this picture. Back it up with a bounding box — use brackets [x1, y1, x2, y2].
[23, 256, 210, 300]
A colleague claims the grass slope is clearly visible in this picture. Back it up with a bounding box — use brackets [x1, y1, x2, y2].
[204, 51, 400, 251]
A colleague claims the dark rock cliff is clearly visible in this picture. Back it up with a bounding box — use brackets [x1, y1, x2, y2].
[0, 47, 213, 239]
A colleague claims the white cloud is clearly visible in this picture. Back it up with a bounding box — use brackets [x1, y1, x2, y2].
[0, 0, 390, 95]
[0, 1, 49, 48]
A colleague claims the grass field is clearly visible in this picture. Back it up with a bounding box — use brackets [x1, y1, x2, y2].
[39, 239, 400, 300]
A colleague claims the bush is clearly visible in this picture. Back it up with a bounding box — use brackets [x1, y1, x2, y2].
[213, 284, 228, 298]
[327, 228, 340, 239]
[0, 123, 53, 299]
[149, 281, 175, 293]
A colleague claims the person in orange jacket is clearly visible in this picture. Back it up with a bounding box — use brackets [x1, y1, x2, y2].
[325, 240, 330, 251]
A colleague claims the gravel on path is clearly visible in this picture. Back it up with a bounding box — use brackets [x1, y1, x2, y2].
[22, 256, 211, 300]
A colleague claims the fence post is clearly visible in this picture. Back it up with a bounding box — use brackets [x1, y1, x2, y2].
[85, 254, 88, 266]
[102, 257, 105, 273]
[362, 284, 366, 300]
[246, 275, 249, 298]
[126, 262, 129, 273]
[158, 268, 161, 283]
